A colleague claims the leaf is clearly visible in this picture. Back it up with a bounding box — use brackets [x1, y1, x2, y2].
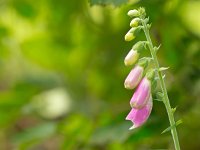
[89, 0, 128, 6]
[144, 17, 149, 23]
[162, 74, 166, 79]
[154, 44, 161, 52]
[156, 92, 164, 99]
[161, 120, 183, 134]
[159, 67, 170, 71]
[171, 106, 178, 114]
[153, 98, 163, 102]
[90, 122, 130, 145]
[147, 23, 152, 29]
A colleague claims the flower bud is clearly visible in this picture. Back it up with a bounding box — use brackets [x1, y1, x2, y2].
[125, 27, 141, 42]
[132, 41, 146, 53]
[130, 77, 151, 109]
[130, 18, 140, 27]
[124, 49, 139, 66]
[125, 32, 135, 41]
[146, 69, 155, 81]
[124, 65, 143, 89]
[127, 9, 139, 17]
[126, 96, 152, 129]
[137, 58, 149, 69]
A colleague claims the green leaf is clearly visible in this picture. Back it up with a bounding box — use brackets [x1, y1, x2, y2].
[162, 74, 166, 79]
[156, 92, 164, 99]
[144, 17, 149, 23]
[154, 44, 161, 52]
[89, 0, 128, 6]
[153, 98, 163, 102]
[147, 23, 152, 29]
[171, 106, 177, 114]
[161, 120, 183, 134]
[12, 123, 57, 144]
[159, 67, 170, 71]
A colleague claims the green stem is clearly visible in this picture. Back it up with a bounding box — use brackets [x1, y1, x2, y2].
[141, 20, 181, 150]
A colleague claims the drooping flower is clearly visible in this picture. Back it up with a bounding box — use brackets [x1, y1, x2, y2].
[124, 65, 143, 89]
[124, 49, 139, 66]
[126, 96, 153, 129]
[130, 77, 151, 109]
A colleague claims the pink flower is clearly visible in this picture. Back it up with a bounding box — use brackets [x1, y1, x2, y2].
[130, 77, 151, 109]
[126, 96, 153, 129]
[124, 65, 143, 89]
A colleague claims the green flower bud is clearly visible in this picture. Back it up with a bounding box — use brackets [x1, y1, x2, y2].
[127, 9, 139, 17]
[125, 27, 141, 42]
[130, 18, 140, 27]
[138, 58, 149, 69]
[146, 69, 155, 81]
[138, 7, 146, 18]
[125, 32, 135, 41]
[132, 41, 146, 52]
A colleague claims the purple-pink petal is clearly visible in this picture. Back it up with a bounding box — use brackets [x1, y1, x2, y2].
[124, 65, 143, 89]
[130, 77, 151, 109]
[126, 96, 153, 129]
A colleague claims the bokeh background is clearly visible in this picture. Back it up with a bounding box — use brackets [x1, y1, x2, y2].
[0, 0, 199, 149]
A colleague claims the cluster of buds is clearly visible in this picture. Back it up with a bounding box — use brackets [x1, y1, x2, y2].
[124, 8, 154, 130]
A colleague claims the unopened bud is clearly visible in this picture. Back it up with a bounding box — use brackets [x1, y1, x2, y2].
[124, 65, 143, 89]
[127, 9, 139, 17]
[132, 41, 146, 52]
[138, 58, 148, 69]
[146, 69, 155, 81]
[125, 27, 141, 42]
[124, 49, 139, 66]
[125, 32, 135, 41]
[130, 18, 140, 27]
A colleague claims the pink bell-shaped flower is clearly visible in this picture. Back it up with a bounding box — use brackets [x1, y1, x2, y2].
[130, 77, 151, 109]
[124, 65, 143, 89]
[126, 96, 153, 129]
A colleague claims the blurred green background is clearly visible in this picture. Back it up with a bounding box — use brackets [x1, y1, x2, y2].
[0, 0, 199, 149]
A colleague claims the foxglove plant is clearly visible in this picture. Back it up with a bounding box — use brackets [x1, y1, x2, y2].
[124, 7, 181, 150]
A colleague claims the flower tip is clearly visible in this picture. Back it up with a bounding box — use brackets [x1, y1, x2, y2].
[124, 83, 131, 89]
[124, 59, 129, 66]
[125, 32, 134, 41]
[129, 125, 137, 130]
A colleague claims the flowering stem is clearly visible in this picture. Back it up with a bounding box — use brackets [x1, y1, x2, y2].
[141, 20, 181, 150]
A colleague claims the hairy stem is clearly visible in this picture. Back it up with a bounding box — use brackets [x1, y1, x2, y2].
[141, 20, 181, 150]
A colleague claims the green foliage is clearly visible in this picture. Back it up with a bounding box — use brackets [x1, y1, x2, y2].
[161, 120, 183, 134]
[89, 0, 128, 6]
